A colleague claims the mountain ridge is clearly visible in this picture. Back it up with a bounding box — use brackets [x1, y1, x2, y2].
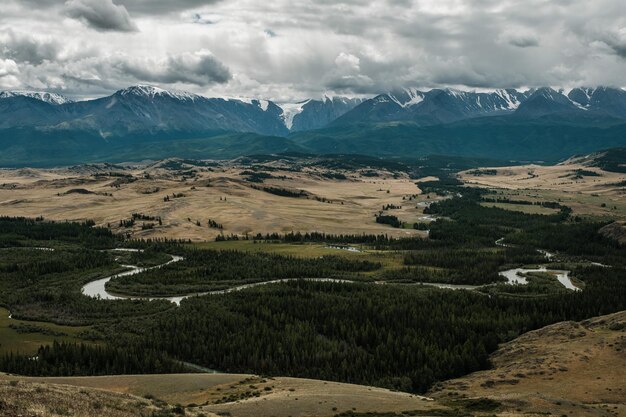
[2, 85, 626, 166]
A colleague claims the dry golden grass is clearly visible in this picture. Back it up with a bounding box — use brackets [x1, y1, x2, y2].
[1, 373, 439, 417]
[431, 311, 626, 417]
[460, 163, 626, 220]
[199, 376, 438, 417]
[0, 378, 176, 417]
[1, 373, 247, 405]
[0, 160, 429, 241]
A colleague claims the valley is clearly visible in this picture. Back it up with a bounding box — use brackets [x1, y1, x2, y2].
[4, 2, 626, 416]
[0, 151, 624, 417]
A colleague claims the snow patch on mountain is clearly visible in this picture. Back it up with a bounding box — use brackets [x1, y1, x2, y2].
[117, 85, 201, 101]
[389, 88, 425, 108]
[279, 100, 311, 129]
[0, 91, 73, 105]
[230, 97, 271, 111]
[495, 89, 523, 110]
[255, 99, 270, 112]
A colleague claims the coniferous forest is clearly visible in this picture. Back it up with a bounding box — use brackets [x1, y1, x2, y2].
[0, 174, 625, 394]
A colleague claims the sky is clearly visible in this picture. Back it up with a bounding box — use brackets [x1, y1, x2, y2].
[1, 0, 626, 102]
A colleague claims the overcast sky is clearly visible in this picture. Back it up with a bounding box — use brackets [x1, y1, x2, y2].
[1, 0, 626, 101]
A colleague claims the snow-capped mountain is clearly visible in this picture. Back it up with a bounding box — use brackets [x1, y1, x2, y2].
[2, 85, 626, 144]
[0, 90, 73, 105]
[2, 84, 626, 167]
[0, 85, 289, 137]
[333, 88, 533, 126]
[0, 84, 368, 136]
[514, 87, 579, 118]
[116, 85, 201, 102]
[567, 87, 626, 119]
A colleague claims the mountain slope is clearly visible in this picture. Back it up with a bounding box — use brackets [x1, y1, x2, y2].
[333, 88, 533, 126]
[291, 117, 626, 161]
[515, 87, 581, 118]
[0, 85, 290, 138]
[0, 95, 65, 128]
[285, 96, 365, 132]
[568, 87, 626, 118]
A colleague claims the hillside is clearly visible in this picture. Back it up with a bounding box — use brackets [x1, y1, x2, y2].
[431, 311, 626, 417]
[2, 312, 624, 417]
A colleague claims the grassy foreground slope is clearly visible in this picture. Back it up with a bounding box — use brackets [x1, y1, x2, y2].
[431, 310, 626, 417]
[2, 311, 624, 417]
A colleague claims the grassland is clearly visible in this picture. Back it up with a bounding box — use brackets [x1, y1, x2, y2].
[479, 201, 559, 215]
[0, 159, 430, 241]
[431, 311, 626, 417]
[0, 373, 440, 417]
[0, 308, 93, 355]
[460, 162, 626, 221]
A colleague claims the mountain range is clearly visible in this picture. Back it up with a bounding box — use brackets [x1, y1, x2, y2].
[1, 85, 626, 166]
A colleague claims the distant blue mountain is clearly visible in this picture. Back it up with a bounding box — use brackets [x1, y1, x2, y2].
[2, 85, 626, 166]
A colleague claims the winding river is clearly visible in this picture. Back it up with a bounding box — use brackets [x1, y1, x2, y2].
[498, 267, 580, 291]
[81, 239, 584, 306]
[82, 250, 358, 305]
[495, 237, 580, 291]
[81, 251, 185, 304]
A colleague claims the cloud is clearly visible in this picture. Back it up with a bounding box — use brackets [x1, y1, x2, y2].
[598, 29, 626, 58]
[119, 0, 223, 15]
[115, 50, 232, 85]
[0, 58, 20, 89]
[3, 0, 626, 100]
[65, 0, 138, 32]
[11, 0, 225, 17]
[507, 35, 540, 48]
[0, 31, 61, 65]
[334, 52, 361, 72]
[0, 59, 19, 78]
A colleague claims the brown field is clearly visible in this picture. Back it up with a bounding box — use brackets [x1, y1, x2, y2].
[0, 160, 430, 241]
[460, 162, 626, 221]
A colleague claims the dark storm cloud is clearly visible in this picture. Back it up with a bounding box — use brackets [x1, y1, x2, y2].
[1, 31, 61, 65]
[508, 36, 540, 48]
[601, 34, 626, 59]
[115, 50, 232, 86]
[13, 0, 223, 16]
[65, 0, 138, 32]
[119, 0, 223, 15]
[65, 0, 137, 32]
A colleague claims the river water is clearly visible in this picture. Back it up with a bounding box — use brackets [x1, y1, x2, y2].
[81, 240, 583, 306]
